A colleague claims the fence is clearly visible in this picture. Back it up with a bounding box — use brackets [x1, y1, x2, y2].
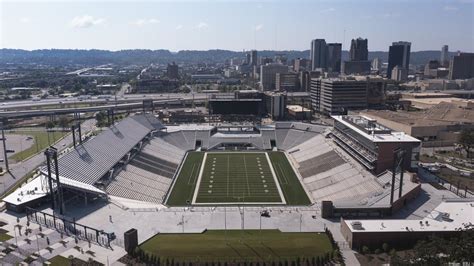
[25, 207, 114, 248]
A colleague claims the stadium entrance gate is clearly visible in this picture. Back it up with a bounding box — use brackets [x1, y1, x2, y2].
[25, 207, 115, 248]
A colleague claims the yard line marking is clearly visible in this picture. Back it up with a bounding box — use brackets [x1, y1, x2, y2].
[227, 155, 230, 197]
[277, 164, 289, 184]
[243, 154, 251, 197]
[187, 164, 196, 185]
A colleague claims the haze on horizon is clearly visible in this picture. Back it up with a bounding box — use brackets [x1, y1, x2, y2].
[1, 0, 473, 52]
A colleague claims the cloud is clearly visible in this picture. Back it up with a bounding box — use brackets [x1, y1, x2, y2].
[132, 18, 160, 26]
[381, 13, 400, 18]
[175, 25, 183, 30]
[70, 15, 105, 28]
[254, 24, 264, 31]
[444, 5, 459, 11]
[320, 7, 336, 13]
[19, 17, 31, 23]
[196, 22, 208, 29]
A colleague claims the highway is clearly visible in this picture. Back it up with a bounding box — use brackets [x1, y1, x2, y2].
[0, 91, 310, 118]
[0, 93, 213, 109]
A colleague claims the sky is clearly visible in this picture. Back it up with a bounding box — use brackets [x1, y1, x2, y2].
[0, 0, 473, 52]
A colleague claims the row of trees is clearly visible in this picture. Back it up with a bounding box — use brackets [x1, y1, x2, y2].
[124, 230, 344, 266]
[358, 226, 474, 265]
[392, 226, 473, 265]
[129, 247, 337, 266]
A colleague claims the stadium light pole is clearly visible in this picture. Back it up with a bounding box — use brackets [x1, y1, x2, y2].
[299, 212, 303, 232]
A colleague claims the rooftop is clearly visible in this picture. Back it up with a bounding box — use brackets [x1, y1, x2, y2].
[362, 102, 474, 127]
[332, 115, 420, 143]
[344, 199, 474, 233]
[287, 105, 311, 112]
[40, 114, 164, 186]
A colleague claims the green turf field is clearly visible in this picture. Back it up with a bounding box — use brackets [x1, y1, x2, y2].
[140, 230, 333, 262]
[268, 152, 312, 205]
[166, 151, 311, 206]
[195, 152, 283, 204]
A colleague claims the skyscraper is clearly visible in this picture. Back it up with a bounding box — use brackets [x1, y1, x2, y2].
[342, 38, 370, 75]
[250, 50, 258, 66]
[310, 39, 328, 70]
[387, 41, 411, 79]
[350, 38, 368, 61]
[327, 43, 342, 73]
[449, 53, 474, 80]
[260, 63, 289, 91]
[440, 45, 449, 67]
[166, 62, 179, 79]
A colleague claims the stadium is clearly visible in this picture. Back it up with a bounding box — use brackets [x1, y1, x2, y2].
[5, 114, 421, 215]
[2, 113, 428, 263]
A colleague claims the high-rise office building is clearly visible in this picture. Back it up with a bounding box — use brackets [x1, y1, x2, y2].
[387, 41, 411, 79]
[310, 39, 328, 70]
[250, 50, 258, 66]
[294, 58, 311, 72]
[259, 57, 273, 65]
[342, 38, 371, 75]
[391, 65, 408, 82]
[166, 62, 179, 79]
[275, 73, 300, 91]
[260, 63, 289, 91]
[449, 53, 474, 80]
[350, 38, 368, 61]
[245, 52, 251, 65]
[327, 43, 342, 73]
[300, 71, 321, 92]
[371, 58, 381, 71]
[440, 45, 449, 67]
[310, 78, 368, 114]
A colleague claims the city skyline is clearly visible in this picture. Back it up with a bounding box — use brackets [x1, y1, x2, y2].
[1, 0, 473, 52]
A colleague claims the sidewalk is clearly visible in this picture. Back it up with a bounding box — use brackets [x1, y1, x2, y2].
[326, 222, 361, 266]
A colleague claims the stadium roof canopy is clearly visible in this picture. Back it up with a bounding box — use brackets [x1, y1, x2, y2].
[40, 114, 165, 186]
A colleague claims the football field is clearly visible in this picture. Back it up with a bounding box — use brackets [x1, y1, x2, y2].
[193, 152, 285, 204]
[166, 151, 310, 206]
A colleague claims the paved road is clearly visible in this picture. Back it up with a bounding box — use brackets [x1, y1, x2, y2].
[0, 119, 96, 196]
[1, 92, 310, 111]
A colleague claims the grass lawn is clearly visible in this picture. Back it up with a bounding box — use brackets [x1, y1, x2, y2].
[8, 130, 68, 162]
[47, 255, 70, 266]
[0, 232, 12, 241]
[140, 230, 333, 262]
[47, 255, 103, 266]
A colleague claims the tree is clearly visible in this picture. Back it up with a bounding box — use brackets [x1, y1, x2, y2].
[45, 121, 55, 129]
[382, 243, 390, 253]
[58, 116, 70, 129]
[95, 111, 108, 127]
[459, 129, 474, 158]
[361, 246, 370, 255]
